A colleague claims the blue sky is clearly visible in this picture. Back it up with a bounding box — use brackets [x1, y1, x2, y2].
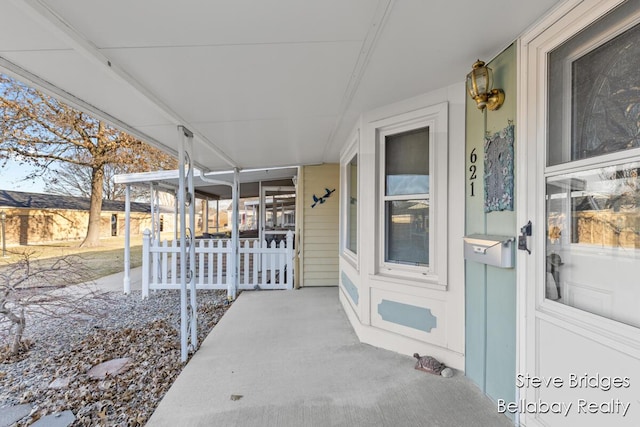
[1, 75, 47, 193]
[0, 159, 46, 193]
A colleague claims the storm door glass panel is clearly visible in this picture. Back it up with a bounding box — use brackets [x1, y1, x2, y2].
[384, 126, 429, 266]
[347, 154, 358, 254]
[545, 162, 640, 328]
[546, 4, 640, 329]
[544, 2, 640, 327]
[548, 9, 640, 166]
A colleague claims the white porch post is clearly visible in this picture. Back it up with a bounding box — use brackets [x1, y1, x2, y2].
[150, 183, 155, 239]
[258, 181, 264, 272]
[142, 229, 150, 299]
[187, 140, 197, 351]
[252, 205, 256, 229]
[286, 230, 294, 289]
[173, 189, 178, 241]
[216, 200, 219, 232]
[123, 184, 131, 294]
[178, 125, 197, 362]
[204, 199, 209, 235]
[151, 183, 161, 242]
[229, 168, 240, 300]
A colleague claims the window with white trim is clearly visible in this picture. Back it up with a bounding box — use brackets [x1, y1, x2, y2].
[375, 103, 448, 287]
[383, 127, 429, 266]
[346, 154, 358, 255]
[341, 133, 359, 263]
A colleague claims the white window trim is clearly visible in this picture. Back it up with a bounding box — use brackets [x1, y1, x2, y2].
[340, 129, 359, 268]
[374, 102, 448, 289]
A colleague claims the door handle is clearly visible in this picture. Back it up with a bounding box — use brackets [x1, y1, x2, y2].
[518, 221, 532, 255]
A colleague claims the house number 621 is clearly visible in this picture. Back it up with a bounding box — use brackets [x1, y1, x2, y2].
[469, 148, 477, 197]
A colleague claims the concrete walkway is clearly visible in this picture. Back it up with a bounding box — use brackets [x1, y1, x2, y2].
[93, 266, 142, 293]
[146, 287, 511, 427]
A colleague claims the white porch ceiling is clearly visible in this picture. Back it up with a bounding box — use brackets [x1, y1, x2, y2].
[0, 0, 561, 172]
[115, 167, 298, 200]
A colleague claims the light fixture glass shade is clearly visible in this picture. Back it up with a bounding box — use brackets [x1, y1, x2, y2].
[466, 59, 504, 111]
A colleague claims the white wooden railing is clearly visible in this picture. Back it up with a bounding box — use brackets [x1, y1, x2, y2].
[141, 230, 294, 298]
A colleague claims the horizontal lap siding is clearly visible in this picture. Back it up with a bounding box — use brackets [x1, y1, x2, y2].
[303, 250, 336, 258]
[301, 164, 339, 287]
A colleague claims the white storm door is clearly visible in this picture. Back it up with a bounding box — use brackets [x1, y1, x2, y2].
[521, 1, 640, 426]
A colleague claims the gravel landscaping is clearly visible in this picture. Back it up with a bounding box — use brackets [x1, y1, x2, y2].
[0, 289, 231, 426]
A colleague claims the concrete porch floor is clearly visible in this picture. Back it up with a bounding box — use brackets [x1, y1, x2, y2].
[146, 287, 511, 427]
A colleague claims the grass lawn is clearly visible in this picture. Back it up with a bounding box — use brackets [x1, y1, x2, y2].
[0, 237, 143, 284]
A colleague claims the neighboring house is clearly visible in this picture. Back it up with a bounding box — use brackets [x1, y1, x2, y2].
[0, 190, 159, 245]
[2, 1, 639, 425]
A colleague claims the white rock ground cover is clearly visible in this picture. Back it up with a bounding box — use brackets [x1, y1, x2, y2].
[0, 289, 230, 426]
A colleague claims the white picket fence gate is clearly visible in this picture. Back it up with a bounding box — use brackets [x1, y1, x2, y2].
[141, 230, 294, 298]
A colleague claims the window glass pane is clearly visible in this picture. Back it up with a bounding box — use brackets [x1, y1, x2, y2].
[385, 127, 429, 195]
[545, 161, 640, 327]
[385, 199, 429, 266]
[347, 154, 358, 254]
[548, 2, 640, 166]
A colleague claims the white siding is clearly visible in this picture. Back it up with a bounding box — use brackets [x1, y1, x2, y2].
[338, 84, 467, 370]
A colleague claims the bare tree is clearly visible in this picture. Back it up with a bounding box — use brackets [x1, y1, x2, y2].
[44, 161, 95, 199]
[0, 251, 110, 358]
[44, 156, 164, 202]
[0, 74, 176, 246]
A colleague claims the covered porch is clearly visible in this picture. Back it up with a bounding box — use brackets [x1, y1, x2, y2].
[115, 167, 299, 297]
[146, 286, 510, 427]
[0, 1, 570, 424]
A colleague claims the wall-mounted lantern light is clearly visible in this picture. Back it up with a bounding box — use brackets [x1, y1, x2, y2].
[466, 59, 505, 111]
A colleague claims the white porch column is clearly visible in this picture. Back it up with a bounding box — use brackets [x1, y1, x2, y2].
[173, 189, 178, 241]
[229, 168, 240, 300]
[187, 145, 197, 352]
[204, 199, 209, 235]
[123, 184, 131, 294]
[252, 204, 256, 229]
[216, 200, 219, 232]
[178, 125, 197, 363]
[150, 183, 155, 239]
[142, 229, 150, 299]
[150, 183, 161, 242]
[258, 181, 264, 245]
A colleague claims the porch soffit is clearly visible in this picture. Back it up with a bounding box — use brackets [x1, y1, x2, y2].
[114, 167, 298, 200]
[0, 0, 561, 171]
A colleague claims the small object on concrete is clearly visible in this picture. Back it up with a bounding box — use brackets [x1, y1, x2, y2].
[0, 403, 32, 427]
[48, 377, 71, 389]
[30, 410, 75, 427]
[230, 394, 243, 401]
[87, 357, 132, 379]
[441, 367, 454, 378]
[413, 353, 446, 376]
